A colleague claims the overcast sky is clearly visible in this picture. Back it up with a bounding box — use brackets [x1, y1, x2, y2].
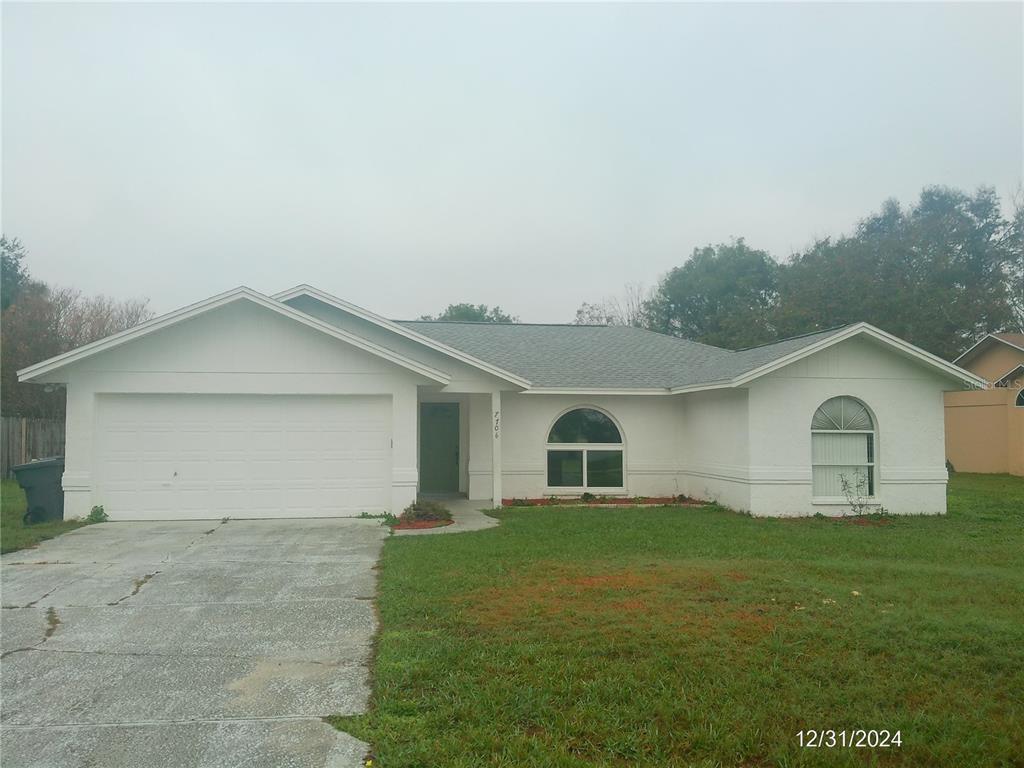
[3, 2, 1021, 322]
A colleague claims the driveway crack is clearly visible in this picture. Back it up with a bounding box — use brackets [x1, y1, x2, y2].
[166, 518, 230, 562]
[1, 607, 62, 659]
[107, 571, 160, 606]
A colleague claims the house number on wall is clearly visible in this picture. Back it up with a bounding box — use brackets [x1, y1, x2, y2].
[493, 411, 501, 439]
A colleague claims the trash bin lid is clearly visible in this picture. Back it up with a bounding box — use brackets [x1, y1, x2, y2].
[11, 456, 66, 472]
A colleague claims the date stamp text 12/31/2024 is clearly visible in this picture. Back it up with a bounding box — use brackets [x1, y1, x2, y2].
[798, 730, 902, 749]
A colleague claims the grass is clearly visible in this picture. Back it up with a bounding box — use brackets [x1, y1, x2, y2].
[330, 474, 1024, 767]
[1, 478, 86, 554]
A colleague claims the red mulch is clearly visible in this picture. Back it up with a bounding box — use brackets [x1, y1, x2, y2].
[392, 519, 454, 530]
[502, 496, 705, 507]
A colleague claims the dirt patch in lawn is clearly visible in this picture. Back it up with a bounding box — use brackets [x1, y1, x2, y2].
[843, 516, 893, 527]
[460, 562, 781, 640]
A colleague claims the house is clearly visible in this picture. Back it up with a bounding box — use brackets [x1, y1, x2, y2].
[18, 285, 984, 519]
[945, 333, 1024, 476]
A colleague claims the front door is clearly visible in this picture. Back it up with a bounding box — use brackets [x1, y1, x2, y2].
[419, 402, 460, 493]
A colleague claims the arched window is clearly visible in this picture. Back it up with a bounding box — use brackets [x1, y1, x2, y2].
[811, 396, 876, 499]
[546, 408, 624, 489]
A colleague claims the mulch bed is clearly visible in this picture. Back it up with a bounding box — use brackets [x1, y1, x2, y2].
[392, 519, 455, 530]
[502, 496, 707, 508]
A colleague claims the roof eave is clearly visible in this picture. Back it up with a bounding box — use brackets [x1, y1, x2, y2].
[728, 323, 988, 389]
[668, 380, 733, 395]
[522, 387, 672, 396]
[272, 284, 532, 388]
[18, 287, 452, 385]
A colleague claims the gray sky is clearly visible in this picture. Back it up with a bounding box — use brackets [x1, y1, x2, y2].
[3, 2, 1021, 322]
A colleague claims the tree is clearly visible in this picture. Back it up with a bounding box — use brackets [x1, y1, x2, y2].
[573, 284, 651, 326]
[1006, 191, 1024, 333]
[421, 303, 518, 323]
[1, 236, 34, 311]
[645, 239, 779, 349]
[774, 186, 1020, 359]
[1, 242, 155, 417]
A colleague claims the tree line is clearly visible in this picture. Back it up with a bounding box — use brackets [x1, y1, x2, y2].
[576, 186, 1023, 360]
[1, 237, 154, 418]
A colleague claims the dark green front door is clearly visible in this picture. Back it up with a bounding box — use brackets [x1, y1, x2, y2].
[419, 403, 459, 493]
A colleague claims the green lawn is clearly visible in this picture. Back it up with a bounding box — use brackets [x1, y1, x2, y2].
[331, 474, 1024, 767]
[1, 478, 85, 554]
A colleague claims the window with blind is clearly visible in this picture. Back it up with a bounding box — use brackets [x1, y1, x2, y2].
[811, 397, 875, 499]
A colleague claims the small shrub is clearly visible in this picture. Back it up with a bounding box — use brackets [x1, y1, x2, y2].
[399, 500, 453, 524]
[580, 492, 596, 502]
[86, 505, 109, 523]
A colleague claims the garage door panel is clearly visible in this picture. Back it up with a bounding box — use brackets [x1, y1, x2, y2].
[94, 394, 392, 519]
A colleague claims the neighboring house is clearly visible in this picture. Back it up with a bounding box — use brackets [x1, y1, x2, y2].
[945, 333, 1024, 476]
[18, 285, 984, 520]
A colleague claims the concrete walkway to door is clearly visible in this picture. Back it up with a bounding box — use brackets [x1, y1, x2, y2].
[392, 499, 500, 536]
[0, 517, 385, 768]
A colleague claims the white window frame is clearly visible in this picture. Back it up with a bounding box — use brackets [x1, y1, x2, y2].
[810, 397, 878, 504]
[544, 407, 626, 494]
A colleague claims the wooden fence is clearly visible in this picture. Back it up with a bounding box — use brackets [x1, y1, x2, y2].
[1, 417, 66, 478]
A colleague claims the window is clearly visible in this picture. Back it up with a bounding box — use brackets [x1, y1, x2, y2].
[811, 396, 875, 499]
[546, 408, 624, 489]
[1017, 389, 1024, 408]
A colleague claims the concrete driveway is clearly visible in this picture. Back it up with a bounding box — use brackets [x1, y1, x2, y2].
[0, 518, 386, 768]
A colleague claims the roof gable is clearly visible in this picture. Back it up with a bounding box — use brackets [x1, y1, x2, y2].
[273, 285, 531, 388]
[671, 323, 986, 392]
[994, 363, 1024, 388]
[18, 287, 451, 384]
[954, 333, 1024, 367]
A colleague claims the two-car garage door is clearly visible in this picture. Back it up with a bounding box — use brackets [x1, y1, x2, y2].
[93, 394, 391, 519]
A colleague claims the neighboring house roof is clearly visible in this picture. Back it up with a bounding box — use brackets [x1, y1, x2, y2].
[954, 333, 1024, 366]
[17, 287, 452, 385]
[994, 364, 1024, 388]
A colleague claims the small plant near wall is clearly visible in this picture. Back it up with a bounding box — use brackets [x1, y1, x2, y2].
[86, 505, 109, 523]
[390, 500, 454, 531]
[839, 472, 888, 517]
[400, 500, 453, 523]
[357, 510, 399, 528]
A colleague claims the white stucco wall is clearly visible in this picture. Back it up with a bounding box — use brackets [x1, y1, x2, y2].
[38, 299, 430, 517]
[491, 336, 954, 515]
[496, 393, 682, 499]
[676, 388, 751, 510]
[744, 335, 950, 516]
[34, 295, 956, 519]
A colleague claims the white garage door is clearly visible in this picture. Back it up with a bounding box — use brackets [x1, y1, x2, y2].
[94, 394, 392, 519]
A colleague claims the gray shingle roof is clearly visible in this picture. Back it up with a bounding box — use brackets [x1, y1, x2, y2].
[396, 321, 849, 389]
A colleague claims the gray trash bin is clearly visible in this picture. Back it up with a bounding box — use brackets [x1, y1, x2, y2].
[12, 457, 65, 525]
